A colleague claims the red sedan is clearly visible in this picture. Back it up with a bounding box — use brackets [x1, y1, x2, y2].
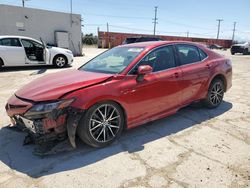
[5, 41, 232, 148]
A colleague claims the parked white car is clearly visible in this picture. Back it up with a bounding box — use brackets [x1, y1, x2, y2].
[0, 36, 74, 68]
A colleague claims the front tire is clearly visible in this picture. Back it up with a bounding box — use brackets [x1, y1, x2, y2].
[243, 49, 248, 55]
[53, 55, 68, 68]
[77, 101, 125, 148]
[204, 79, 225, 108]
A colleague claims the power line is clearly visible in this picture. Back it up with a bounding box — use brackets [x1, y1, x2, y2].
[82, 13, 151, 20]
[82, 12, 226, 33]
[152, 6, 158, 35]
[161, 19, 215, 31]
[232, 22, 237, 42]
[216, 19, 223, 39]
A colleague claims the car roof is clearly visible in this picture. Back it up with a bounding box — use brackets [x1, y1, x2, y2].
[0, 35, 41, 43]
[119, 41, 206, 49]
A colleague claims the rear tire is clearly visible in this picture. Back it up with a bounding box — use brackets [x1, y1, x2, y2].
[203, 79, 225, 108]
[53, 55, 68, 68]
[0, 58, 4, 68]
[77, 101, 125, 148]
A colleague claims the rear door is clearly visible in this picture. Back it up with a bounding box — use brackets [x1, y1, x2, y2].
[175, 44, 211, 105]
[0, 38, 25, 66]
[122, 45, 182, 126]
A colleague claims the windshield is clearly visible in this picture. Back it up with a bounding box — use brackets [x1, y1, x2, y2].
[80, 47, 144, 74]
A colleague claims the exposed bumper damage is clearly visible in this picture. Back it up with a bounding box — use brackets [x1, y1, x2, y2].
[5, 95, 84, 156]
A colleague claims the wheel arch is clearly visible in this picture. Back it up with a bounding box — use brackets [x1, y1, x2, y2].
[0, 57, 4, 66]
[209, 74, 227, 92]
[53, 54, 68, 64]
[67, 98, 128, 148]
[85, 99, 128, 129]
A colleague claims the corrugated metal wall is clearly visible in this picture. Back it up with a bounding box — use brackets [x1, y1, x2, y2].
[98, 31, 232, 48]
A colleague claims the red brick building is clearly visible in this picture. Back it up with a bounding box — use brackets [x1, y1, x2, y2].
[98, 31, 232, 48]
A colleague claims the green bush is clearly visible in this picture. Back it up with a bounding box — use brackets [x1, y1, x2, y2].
[82, 33, 98, 45]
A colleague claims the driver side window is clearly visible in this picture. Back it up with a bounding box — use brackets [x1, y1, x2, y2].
[21, 39, 43, 49]
[130, 45, 176, 74]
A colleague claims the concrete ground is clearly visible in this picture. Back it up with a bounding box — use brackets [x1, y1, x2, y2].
[0, 48, 249, 188]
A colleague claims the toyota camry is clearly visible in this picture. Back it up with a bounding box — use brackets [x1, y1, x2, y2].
[5, 41, 232, 149]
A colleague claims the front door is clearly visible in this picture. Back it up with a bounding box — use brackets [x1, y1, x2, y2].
[40, 38, 50, 64]
[20, 38, 46, 65]
[122, 45, 182, 126]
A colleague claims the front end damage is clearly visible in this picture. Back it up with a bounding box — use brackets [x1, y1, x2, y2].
[5, 94, 83, 155]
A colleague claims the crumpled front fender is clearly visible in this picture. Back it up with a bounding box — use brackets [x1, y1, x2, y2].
[67, 107, 84, 148]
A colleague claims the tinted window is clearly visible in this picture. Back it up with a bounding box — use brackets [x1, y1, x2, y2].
[198, 48, 208, 60]
[0, 38, 22, 47]
[21, 39, 43, 48]
[122, 38, 137, 44]
[131, 45, 176, 73]
[176, 44, 200, 65]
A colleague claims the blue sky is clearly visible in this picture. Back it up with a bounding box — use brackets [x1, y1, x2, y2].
[1, 0, 250, 41]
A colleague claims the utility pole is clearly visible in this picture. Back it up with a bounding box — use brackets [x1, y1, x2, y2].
[22, 0, 29, 7]
[107, 22, 110, 48]
[70, 0, 73, 27]
[152, 6, 158, 36]
[232, 22, 237, 42]
[187, 31, 189, 38]
[216, 19, 223, 39]
[97, 27, 100, 35]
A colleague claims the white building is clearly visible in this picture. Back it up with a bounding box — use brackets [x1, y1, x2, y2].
[0, 4, 82, 55]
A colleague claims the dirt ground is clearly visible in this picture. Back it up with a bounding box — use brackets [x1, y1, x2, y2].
[0, 48, 249, 188]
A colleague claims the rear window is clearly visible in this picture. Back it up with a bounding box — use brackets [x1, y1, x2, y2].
[176, 44, 201, 65]
[0, 38, 22, 47]
[199, 48, 208, 60]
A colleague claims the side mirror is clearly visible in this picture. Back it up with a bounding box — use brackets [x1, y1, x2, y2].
[137, 65, 153, 75]
[136, 65, 152, 82]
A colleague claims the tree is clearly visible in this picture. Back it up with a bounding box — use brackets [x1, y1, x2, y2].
[82, 33, 98, 45]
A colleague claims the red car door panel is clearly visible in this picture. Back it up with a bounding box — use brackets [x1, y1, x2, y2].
[175, 44, 211, 105]
[121, 67, 182, 126]
[180, 62, 210, 104]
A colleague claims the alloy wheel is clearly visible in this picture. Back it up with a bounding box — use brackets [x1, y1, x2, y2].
[89, 104, 121, 143]
[209, 82, 224, 106]
[56, 56, 66, 67]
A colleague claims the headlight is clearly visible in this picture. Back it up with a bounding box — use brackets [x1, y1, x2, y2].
[66, 50, 73, 54]
[25, 98, 75, 116]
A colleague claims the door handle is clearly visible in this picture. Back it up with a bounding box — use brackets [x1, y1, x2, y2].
[206, 64, 211, 69]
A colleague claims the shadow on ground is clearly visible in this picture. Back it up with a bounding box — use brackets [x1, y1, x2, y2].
[0, 101, 232, 178]
[0, 65, 72, 74]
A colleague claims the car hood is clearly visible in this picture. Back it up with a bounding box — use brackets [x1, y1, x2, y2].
[49, 46, 73, 54]
[232, 44, 245, 47]
[15, 69, 113, 101]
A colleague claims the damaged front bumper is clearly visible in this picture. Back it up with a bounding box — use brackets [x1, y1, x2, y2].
[5, 94, 84, 150]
